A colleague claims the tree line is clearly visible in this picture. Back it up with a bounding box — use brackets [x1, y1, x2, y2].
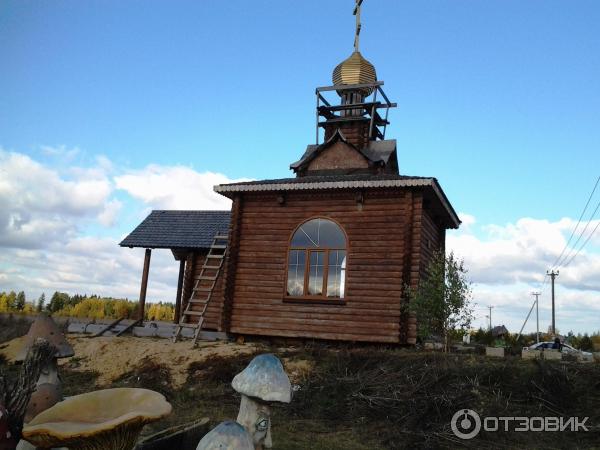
[467, 327, 600, 352]
[0, 291, 174, 321]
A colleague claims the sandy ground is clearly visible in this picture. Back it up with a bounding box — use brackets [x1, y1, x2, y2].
[1, 335, 261, 387]
[0, 335, 25, 361]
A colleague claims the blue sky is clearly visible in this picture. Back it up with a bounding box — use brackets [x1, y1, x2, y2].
[1, 0, 599, 334]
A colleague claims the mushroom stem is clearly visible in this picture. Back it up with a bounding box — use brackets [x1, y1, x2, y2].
[24, 358, 63, 426]
[1, 339, 56, 442]
[236, 395, 271, 450]
[36, 359, 60, 387]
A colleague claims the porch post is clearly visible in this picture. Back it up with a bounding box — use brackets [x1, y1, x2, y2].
[174, 258, 186, 323]
[138, 248, 152, 321]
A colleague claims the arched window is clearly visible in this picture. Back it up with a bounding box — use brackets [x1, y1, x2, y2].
[286, 218, 347, 299]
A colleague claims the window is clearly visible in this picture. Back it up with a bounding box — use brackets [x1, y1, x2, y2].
[286, 218, 347, 299]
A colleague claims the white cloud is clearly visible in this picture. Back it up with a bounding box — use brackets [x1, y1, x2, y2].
[0, 214, 76, 249]
[0, 148, 248, 304]
[98, 199, 123, 227]
[448, 215, 600, 333]
[0, 149, 111, 215]
[458, 212, 476, 230]
[0, 240, 179, 302]
[40, 145, 80, 161]
[0, 149, 114, 249]
[95, 154, 113, 172]
[114, 165, 250, 210]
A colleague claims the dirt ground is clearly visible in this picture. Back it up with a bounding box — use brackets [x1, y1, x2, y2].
[62, 335, 259, 387]
[0, 334, 313, 388]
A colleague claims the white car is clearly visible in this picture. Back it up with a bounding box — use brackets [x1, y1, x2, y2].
[528, 341, 593, 360]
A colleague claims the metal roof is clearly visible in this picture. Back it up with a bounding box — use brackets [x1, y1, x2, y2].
[119, 210, 231, 250]
[214, 174, 460, 228]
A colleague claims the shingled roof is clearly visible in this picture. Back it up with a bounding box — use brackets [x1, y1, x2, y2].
[120, 210, 231, 250]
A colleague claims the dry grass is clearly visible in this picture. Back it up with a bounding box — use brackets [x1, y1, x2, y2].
[276, 345, 600, 449]
[2, 331, 599, 449]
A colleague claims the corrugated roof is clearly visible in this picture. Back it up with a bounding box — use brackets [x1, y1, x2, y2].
[216, 173, 429, 188]
[119, 210, 231, 250]
[214, 174, 460, 229]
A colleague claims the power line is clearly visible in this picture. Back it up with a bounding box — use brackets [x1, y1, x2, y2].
[533, 271, 549, 297]
[551, 175, 600, 269]
[557, 197, 600, 269]
[531, 175, 599, 314]
[562, 218, 600, 268]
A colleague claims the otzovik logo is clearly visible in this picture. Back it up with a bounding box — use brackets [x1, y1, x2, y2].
[450, 409, 590, 439]
[451, 409, 481, 440]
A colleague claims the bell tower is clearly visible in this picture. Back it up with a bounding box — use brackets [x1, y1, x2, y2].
[291, 0, 398, 177]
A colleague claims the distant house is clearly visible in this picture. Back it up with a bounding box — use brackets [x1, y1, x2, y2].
[491, 325, 509, 338]
[121, 31, 459, 345]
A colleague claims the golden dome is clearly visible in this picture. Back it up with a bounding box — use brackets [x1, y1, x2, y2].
[332, 51, 377, 95]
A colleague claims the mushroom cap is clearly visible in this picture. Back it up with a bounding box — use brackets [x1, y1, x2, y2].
[231, 354, 291, 403]
[22, 388, 171, 448]
[15, 314, 74, 361]
[196, 421, 253, 450]
[24, 383, 62, 424]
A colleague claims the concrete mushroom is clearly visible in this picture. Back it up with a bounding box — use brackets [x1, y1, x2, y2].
[15, 314, 74, 423]
[196, 421, 253, 450]
[21, 388, 171, 450]
[231, 354, 291, 449]
[15, 314, 74, 362]
[23, 384, 62, 424]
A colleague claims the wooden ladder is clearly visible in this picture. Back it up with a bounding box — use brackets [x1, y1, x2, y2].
[173, 233, 228, 345]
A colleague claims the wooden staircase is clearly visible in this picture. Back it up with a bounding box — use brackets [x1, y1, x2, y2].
[173, 233, 228, 345]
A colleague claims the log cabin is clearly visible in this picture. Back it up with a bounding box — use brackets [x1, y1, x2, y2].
[120, 3, 460, 344]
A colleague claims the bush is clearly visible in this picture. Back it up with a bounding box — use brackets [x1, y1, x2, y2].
[407, 251, 473, 350]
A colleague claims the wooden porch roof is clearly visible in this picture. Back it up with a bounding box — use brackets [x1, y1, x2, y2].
[119, 210, 231, 250]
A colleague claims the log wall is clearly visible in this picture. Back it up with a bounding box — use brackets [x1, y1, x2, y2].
[226, 189, 422, 343]
[419, 208, 445, 278]
[178, 188, 448, 343]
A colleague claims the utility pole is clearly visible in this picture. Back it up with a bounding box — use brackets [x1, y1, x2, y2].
[487, 306, 494, 331]
[546, 270, 559, 335]
[531, 291, 541, 343]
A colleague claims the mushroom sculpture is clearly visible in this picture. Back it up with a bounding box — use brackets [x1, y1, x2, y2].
[196, 421, 253, 450]
[15, 314, 74, 423]
[21, 388, 171, 450]
[231, 354, 291, 450]
[23, 384, 62, 425]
